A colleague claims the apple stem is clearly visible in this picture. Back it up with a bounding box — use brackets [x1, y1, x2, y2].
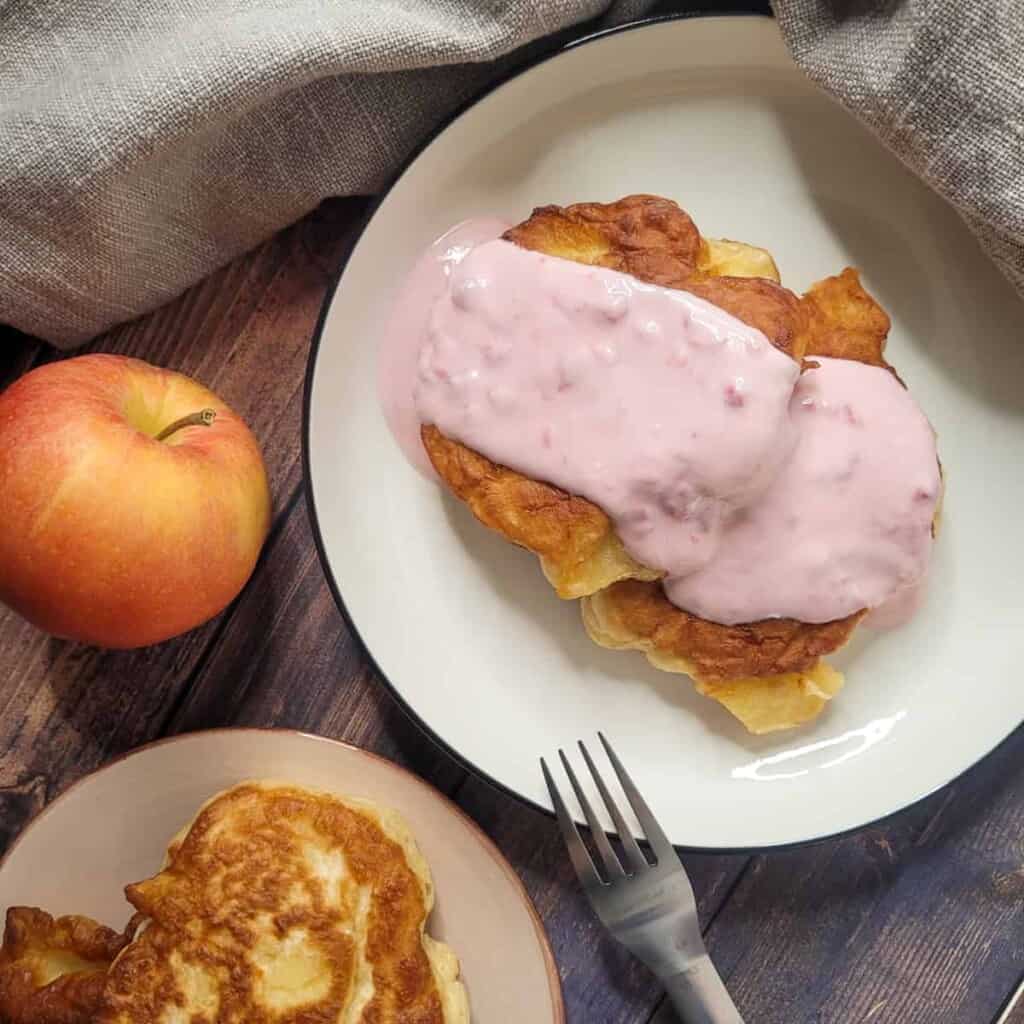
[155, 408, 217, 442]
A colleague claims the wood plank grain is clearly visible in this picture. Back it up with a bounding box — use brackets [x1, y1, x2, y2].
[690, 728, 1024, 1024]
[0, 199, 369, 853]
[167, 491, 466, 795]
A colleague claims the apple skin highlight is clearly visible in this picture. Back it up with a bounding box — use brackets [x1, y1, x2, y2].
[0, 354, 272, 648]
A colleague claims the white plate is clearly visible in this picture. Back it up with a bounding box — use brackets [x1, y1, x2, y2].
[305, 15, 1024, 849]
[0, 730, 564, 1023]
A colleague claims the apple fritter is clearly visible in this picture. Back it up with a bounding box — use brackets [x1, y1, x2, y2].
[502, 194, 702, 288]
[580, 269, 918, 732]
[100, 782, 468, 1024]
[423, 195, 806, 599]
[418, 195, 926, 733]
[422, 424, 661, 598]
[504, 196, 806, 358]
[583, 588, 849, 732]
[0, 784, 468, 1024]
[799, 267, 891, 368]
[582, 578, 866, 684]
[582, 268, 891, 647]
[0, 907, 135, 1024]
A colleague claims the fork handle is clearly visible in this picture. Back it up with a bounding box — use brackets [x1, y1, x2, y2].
[662, 955, 745, 1023]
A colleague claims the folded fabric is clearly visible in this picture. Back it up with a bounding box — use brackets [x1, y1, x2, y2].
[0, 0, 655, 346]
[772, 0, 1024, 305]
[0, 0, 1019, 347]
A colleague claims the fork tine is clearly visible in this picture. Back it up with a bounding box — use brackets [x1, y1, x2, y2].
[598, 733, 676, 862]
[558, 750, 626, 880]
[579, 740, 649, 875]
[541, 757, 603, 889]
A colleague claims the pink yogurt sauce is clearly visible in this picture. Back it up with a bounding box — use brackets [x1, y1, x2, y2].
[379, 222, 940, 628]
[378, 218, 512, 478]
[665, 357, 940, 625]
[412, 236, 800, 581]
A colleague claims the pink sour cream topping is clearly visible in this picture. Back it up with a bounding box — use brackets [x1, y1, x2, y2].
[665, 357, 940, 625]
[379, 222, 941, 627]
[413, 236, 801, 582]
[379, 218, 512, 478]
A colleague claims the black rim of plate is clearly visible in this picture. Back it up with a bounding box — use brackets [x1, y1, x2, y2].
[301, 11, 1022, 854]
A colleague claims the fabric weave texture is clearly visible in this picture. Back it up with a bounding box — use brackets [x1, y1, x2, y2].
[0, 0, 1020, 346]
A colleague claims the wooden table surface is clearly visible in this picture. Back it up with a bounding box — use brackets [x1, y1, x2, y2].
[0, 198, 1021, 1024]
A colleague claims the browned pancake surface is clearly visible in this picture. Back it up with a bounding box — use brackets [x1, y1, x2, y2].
[100, 783, 451, 1023]
[0, 908, 134, 1024]
[593, 578, 868, 683]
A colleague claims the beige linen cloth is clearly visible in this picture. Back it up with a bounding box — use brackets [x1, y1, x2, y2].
[0, 0, 1020, 347]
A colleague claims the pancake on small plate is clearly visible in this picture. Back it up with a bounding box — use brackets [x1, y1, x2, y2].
[0, 732, 562, 1020]
[0, 908, 136, 1023]
[0, 781, 469, 1024]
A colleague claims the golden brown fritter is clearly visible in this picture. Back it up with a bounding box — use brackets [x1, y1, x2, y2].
[502, 194, 702, 288]
[504, 195, 806, 357]
[418, 195, 927, 731]
[423, 195, 807, 598]
[684, 274, 808, 360]
[422, 423, 660, 598]
[582, 587, 851, 734]
[0, 908, 135, 1024]
[800, 267, 891, 368]
[0, 785, 467, 1024]
[583, 578, 866, 685]
[587, 269, 894, 687]
[100, 782, 467, 1024]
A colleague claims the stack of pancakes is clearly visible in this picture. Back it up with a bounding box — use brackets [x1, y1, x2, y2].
[423, 195, 934, 734]
[0, 782, 468, 1023]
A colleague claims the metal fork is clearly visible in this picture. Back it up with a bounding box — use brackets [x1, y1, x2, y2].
[542, 734, 743, 1024]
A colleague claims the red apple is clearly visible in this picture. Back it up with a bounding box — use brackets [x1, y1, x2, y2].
[0, 354, 272, 647]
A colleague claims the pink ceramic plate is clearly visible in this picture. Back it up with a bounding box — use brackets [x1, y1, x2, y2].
[0, 728, 564, 1023]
